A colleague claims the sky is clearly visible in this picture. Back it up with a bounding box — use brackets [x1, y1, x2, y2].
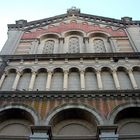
[0, 0, 140, 51]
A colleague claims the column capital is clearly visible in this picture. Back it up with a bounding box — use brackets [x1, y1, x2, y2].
[127, 68, 133, 73]
[16, 71, 22, 76]
[83, 37, 89, 42]
[3, 71, 8, 76]
[32, 71, 37, 75]
[48, 70, 53, 74]
[63, 70, 69, 74]
[80, 69, 85, 73]
[59, 37, 64, 42]
[96, 69, 101, 73]
[111, 68, 117, 73]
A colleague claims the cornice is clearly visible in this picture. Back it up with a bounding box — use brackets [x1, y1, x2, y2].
[7, 10, 140, 31]
[0, 89, 140, 100]
[1, 52, 140, 62]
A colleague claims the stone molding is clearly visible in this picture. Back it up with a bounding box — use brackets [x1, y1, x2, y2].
[0, 89, 140, 99]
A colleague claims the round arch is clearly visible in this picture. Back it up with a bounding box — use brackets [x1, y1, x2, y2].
[45, 103, 104, 125]
[39, 32, 61, 41]
[62, 30, 86, 37]
[0, 103, 40, 125]
[108, 102, 140, 125]
[87, 31, 111, 38]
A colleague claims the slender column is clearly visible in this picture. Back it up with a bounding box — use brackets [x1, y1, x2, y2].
[12, 71, 21, 90]
[80, 70, 85, 90]
[84, 37, 90, 53]
[46, 71, 53, 91]
[63, 70, 68, 90]
[59, 38, 64, 53]
[112, 69, 121, 89]
[96, 70, 103, 90]
[29, 71, 37, 91]
[0, 72, 6, 88]
[128, 69, 138, 89]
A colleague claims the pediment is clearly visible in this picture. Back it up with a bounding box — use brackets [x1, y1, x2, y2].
[8, 7, 139, 40]
[21, 17, 127, 40]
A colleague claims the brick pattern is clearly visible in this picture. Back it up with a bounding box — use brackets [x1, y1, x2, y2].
[22, 22, 126, 39]
[0, 98, 130, 120]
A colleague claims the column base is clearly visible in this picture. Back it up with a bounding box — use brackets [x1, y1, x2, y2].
[30, 126, 52, 140]
[98, 125, 118, 140]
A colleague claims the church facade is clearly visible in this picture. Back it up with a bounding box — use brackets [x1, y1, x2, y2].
[0, 7, 140, 140]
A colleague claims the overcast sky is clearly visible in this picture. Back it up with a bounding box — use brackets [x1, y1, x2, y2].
[0, 0, 140, 51]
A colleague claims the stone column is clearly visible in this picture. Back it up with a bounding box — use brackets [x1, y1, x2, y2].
[30, 126, 52, 140]
[29, 71, 37, 91]
[63, 70, 68, 90]
[96, 70, 103, 90]
[46, 71, 53, 91]
[0, 72, 6, 88]
[98, 125, 118, 140]
[112, 69, 121, 89]
[128, 69, 138, 89]
[80, 70, 85, 90]
[12, 71, 21, 90]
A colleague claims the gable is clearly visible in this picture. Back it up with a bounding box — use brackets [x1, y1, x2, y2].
[21, 19, 126, 39]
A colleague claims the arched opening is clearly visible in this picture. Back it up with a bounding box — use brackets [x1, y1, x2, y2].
[85, 67, 98, 90]
[68, 68, 80, 90]
[34, 68, 47, 91]
[117, 67, 133, 89]
[88, 32, 112, 53]
[114, 107, 140, 136]
[1, 69, 16, 91]
[49, 108, 98, 136]
[68, 37, 80, 53]
[51, 68, 63, 90]
[64, 31, 84, 54]
[133, 67, 140, 88]
[38, 34, 59, 54]
[43, 40, 55, 54]
[101, 67, 115, 90]
[0, 108, 34, 136]
[17, 69, 32, 91]
[93, 39, 106, 53]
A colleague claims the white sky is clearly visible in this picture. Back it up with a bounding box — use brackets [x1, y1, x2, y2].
[0, 0, 140, 51]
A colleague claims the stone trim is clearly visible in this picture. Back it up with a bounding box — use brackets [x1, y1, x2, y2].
[0, 104, 40, 125]
[1, 52, 140, 61]
[0, 89, 140, 99]
[45, 103, 104, 125]
[7, 11, 140, 31]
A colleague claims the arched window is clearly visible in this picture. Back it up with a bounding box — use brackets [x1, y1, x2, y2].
[17, 69, 31, 91]
[0, 109, 34, 136]
[115, 107, 140, 137]
[34, 68, 47, 91]
[85, 68, 98, 90]
[51, 68, 63, 91]
[68, 68, 80, 90]
[1, 69, 16, 91]
[133, 67, 140, 88]
[43, 40, 54, 54]
[68, 37, 80, 53]
[49, 108, 97, 136]
[101, 68, 115, 90]
[93, 39, 105, 53]
[117, 67, 133, 89]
